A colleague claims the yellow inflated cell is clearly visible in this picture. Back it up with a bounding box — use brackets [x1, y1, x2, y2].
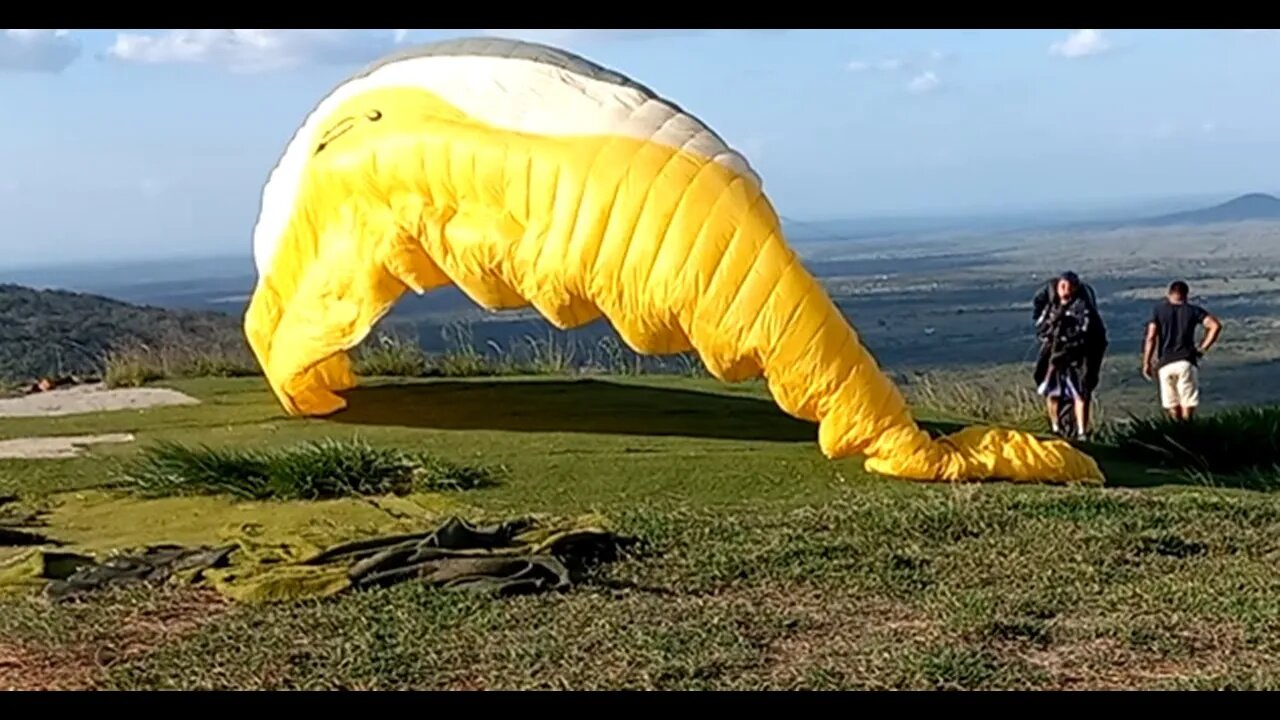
[245, 38, 1104, 485]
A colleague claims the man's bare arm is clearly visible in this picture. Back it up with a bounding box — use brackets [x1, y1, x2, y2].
[1200, 314, 1222, 355]
[1142, 322, 1158, 378]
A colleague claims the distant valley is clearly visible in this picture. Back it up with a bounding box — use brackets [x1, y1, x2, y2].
[4, 193, 1280, 415]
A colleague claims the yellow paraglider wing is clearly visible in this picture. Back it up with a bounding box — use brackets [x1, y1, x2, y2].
[244, 37, 1104, 485]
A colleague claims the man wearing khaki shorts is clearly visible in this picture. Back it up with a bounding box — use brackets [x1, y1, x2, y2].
[1141, 280, 1223, 420]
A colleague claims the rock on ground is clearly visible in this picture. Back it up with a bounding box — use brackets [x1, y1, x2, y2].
[0, 384, 199, 419]
[0, 433, 136, 460]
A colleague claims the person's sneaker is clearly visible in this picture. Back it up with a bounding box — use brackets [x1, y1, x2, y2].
[1075, 430, 1089, 443]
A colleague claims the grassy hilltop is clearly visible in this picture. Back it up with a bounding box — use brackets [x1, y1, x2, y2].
[3, 373, 1280, 690]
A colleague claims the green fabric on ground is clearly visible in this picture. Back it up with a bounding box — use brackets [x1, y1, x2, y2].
[46, 545, 237, 601]
[0, 550, 96, 595]
[0, 513, 634, 604]
[32, 490, 465, 555]
[0, 494, 55, 549]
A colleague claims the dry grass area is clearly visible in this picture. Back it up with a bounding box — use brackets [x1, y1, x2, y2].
[0, 588, 230, 690]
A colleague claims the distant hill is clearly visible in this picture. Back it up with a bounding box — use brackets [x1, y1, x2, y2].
[1061, 193, 1280, 232]
[0, 284, 246, 382]
[1129, 193, 1280, 227]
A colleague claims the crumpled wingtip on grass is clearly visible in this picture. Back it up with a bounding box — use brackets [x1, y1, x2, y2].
[117, 438, 503, 501]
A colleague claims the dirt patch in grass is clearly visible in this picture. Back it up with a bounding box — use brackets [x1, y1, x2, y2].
[0, 587, 230, 690]
[0, 639, 100, 690]
[752, 589, 942, 689]
[1018, 620, 1275, 690]
[101, 589, 232, 663]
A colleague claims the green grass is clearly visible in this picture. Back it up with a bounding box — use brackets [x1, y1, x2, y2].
[1105, 405, 1280, 489]
[3, 375, 1280, 689]
[0, 379, 25, 399]
[118, 437, 502, 500]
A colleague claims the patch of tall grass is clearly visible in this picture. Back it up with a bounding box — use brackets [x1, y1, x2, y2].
[93, 320, 707, 387]
[902, 370, 1050, 431]
[352, 333, 432, 378]
[85, 312, 724, 388]
[103, 343, 259, 388]
[435, 322, 495, 377]
[119, 438, 503, 500]
[353, 322, 710, 380]
[1104, 405, 1280, 488]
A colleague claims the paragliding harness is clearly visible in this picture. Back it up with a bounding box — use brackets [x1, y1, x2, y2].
[1035, 300, 1089, 438]
[1033, 274, 1106, 439]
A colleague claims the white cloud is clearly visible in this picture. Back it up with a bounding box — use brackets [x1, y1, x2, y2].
[846, 50, 949, 94]
[0, 29, 82, 73]
[846, 56, 905, 73]
[100, 29, 771, 73]
[847, 50, 952, 76]
[1050, 29, 1110, 58]
[104, 30, 405, 72]
[906, 71, 941, 95]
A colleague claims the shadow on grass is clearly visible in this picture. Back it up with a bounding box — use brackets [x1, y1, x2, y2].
[1072, 441, 1280, 492]
[330, 379, 817, 442]
[335, 377, 1274, 491]
[328, 378, 971, 446]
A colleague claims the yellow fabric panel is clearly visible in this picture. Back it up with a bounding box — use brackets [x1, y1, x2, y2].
[246, 85, 1103, 485]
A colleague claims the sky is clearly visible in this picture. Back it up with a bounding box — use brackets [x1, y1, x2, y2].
[1, 28, 1279, 267]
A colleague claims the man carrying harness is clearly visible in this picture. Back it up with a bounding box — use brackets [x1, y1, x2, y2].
[1032, 271, 1108, 440]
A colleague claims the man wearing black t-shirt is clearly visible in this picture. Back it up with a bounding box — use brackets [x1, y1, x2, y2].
[1142, 280, 1223, 420]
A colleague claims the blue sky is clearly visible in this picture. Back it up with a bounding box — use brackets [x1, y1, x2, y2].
[1, 28, 1279, 267]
